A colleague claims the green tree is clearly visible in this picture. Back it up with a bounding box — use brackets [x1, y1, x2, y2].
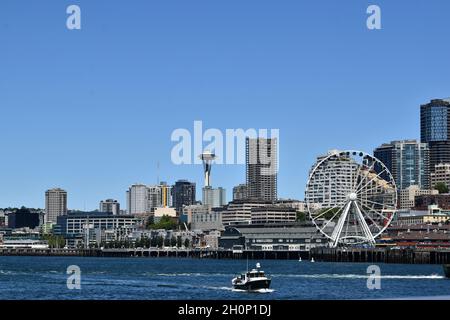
[170, 236, 177, 247]
[176, 236, 182, 248]
[315, 207, 342, 220]
[156, 236, 164, 248]
[434, 182, 449, 194]
[296, 211, 307, 222]
[184, 238, 190, 249]
[148, 215, 178, 230]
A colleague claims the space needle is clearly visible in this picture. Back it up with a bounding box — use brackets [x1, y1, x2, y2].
[199, 150, 216, 187]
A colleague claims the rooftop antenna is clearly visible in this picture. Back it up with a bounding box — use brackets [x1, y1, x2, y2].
[157, 161, 160, 185]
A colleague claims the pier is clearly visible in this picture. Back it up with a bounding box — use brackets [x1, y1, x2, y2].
[1, 247, 450, 264]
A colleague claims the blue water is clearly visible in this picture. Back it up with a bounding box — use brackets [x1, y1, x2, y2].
[0, 256, 449, 300]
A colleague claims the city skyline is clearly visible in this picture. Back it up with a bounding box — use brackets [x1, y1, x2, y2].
[2, 1, 450, 209]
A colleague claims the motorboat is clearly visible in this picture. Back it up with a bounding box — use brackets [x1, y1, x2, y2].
[232, 263, 271, 291]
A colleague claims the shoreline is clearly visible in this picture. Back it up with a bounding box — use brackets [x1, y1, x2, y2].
[1, 247, 450, 265]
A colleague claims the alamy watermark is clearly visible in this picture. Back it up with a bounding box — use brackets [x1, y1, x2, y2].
[367, 5, 381, 30]
[66, 5, 81, 30]
[67, 265, 81, 290]
[367, 265, 381, 290]
[171, 121, 279, 175]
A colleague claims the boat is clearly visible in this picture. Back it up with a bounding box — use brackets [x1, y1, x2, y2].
[232, 263, 271, 291]
[311, 257, 315, 263]
[298, 257, 302, 262]
[443, 264, 450, 278]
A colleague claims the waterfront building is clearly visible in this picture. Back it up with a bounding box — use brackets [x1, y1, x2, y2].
[399, 185, 438, 209]
[373, 140, 430, 190]
[191, 211, 223, 232]
[172, 180, 196, 215]
[430, 163, 450, 190]
[181, 204, 211, 224]
[55, 212, 138, 248]
[250, 206, 297, 224]
[45, 188, 67, 224]
[382, 222, 450, 248]
[99, 199, 120, 215]
[394, 205, 450, 225]
[221, 200, 270, 225]
[0, 239, 49, 249]
[414, 193, 450, 210]
[233, 184, 248, 201]
[202, 186, 227, 208]
[7, 208, 40, 229]
[421, 99, 450, 173]
[246, 137, 278, 201]
[219, 222, 329, 251]
[203, 230, 221, 249]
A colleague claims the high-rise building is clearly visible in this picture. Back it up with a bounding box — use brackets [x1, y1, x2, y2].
[421, 99, 450, 172]
[233, 184, 248, 201]
[159, 182, 173, 208]
[172, 180, 196, 215]
[305, 150, 359, 208]
[202, 187, 227, 208]
[126, 184, 150, 215]
[45, 188, 67, 224]
[147, 186, 162, 210]
[246, 137, 278, 201]
[430, 163, 450, 189]
[99, 199, 120, 215]
[374, 140, 430, 190]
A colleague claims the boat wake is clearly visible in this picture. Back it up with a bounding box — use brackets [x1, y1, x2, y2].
[271, 274, 444, 280]
[231, 288, 275, 293]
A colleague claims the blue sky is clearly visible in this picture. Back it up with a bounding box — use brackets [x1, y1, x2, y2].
[1, 0, 450, 210]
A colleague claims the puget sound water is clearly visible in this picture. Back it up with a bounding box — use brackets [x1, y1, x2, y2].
[0, 256, 449, 300]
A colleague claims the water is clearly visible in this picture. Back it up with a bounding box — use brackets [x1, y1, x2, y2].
[0, 256, 449, 300]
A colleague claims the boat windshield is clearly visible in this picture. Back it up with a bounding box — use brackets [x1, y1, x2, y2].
[248, 271, 265, 278]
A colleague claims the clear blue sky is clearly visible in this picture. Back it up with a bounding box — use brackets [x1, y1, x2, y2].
[1, 0, 450, 210]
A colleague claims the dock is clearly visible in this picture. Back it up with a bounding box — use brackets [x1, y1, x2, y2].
[1, 247, 450, 264]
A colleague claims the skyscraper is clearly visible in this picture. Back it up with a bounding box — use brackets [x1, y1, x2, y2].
[172, 180, 196, 214]
[45, 188, 67, 224]
[374, 140, 430, 190]
[246, 137, 278, 201]
[421, 99, 450, 172]
[99, 199, 120, 215]
[159, 182, 172, 208]
[147, 186, 162, 210]
[126, 184, 150, 215]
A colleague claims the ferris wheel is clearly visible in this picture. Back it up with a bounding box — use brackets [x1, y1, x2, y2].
[305, 150, 397, 248]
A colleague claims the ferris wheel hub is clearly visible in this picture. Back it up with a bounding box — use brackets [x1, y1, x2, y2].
[348, 192, 357, 201]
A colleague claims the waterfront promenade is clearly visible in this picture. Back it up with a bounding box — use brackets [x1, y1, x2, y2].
[1, 247, 450, 264]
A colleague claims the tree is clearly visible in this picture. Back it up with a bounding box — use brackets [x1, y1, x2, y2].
[176, 236, 182, 248]
[316, 207, 341, 220]
[156, 236, 164, 248]
[434, 182, 449, 194]
[170, 236, 177, 247]
[164, 238, 170, 247]
[296, 211, 307, 222]
[184, 238, 190, 249]
[148, 215, 177, 230]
